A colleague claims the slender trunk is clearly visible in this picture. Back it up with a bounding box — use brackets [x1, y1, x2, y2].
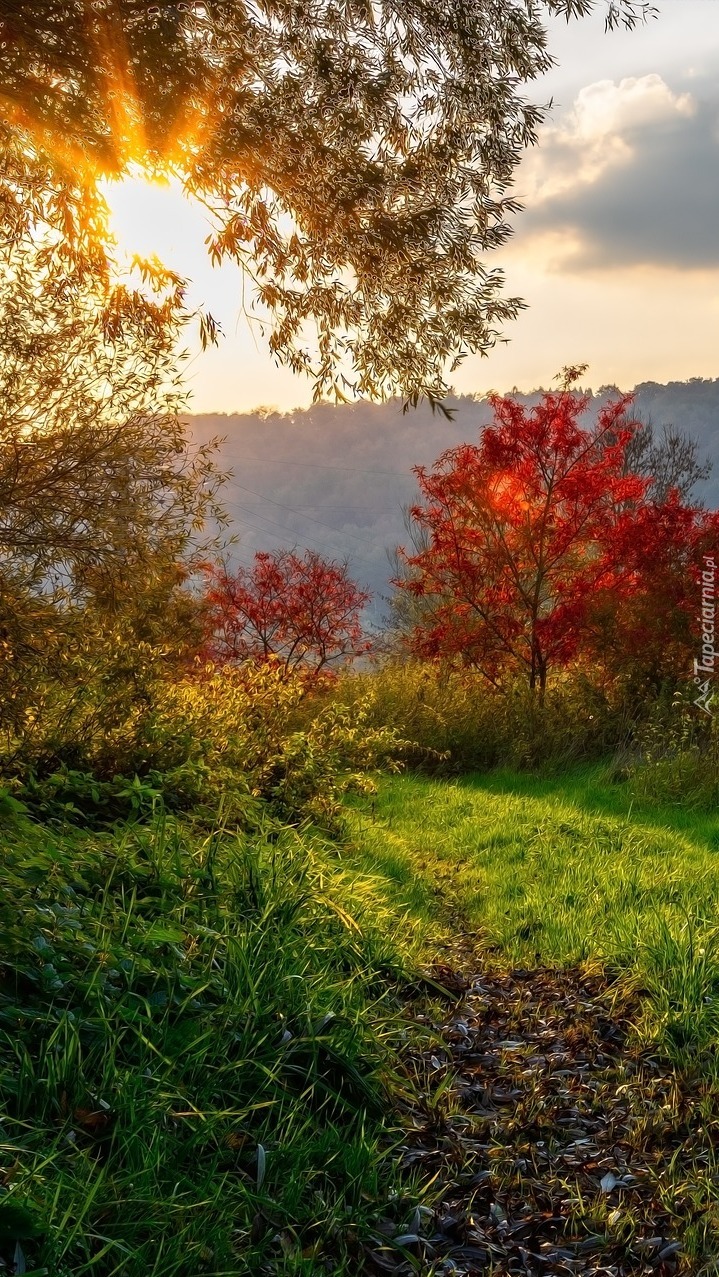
[538, 660, 547, 705]
[528, 634, 547, 703]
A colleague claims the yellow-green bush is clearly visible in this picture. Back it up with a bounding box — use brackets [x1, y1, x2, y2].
[6, 662, 406, 830]
[330, 661, 632, 773]
[133, 664, 405, 828]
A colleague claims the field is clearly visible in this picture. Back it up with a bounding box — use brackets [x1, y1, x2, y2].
[349, 766, 719, 1061]
[5, 764, 719, 1275]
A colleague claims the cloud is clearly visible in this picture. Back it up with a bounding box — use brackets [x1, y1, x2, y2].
[515, 72, 719, 270]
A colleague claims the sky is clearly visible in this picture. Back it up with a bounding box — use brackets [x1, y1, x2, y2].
[105, 1, 719, 413]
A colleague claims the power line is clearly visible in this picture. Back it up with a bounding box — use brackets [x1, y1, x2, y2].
[227, 454, 414, 478]
[230, 481, 386, 550]
[229, 507, 380, 566]
[237, 503, 386, 511]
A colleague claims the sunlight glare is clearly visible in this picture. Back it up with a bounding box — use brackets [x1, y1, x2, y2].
[101, 172, 214, 271]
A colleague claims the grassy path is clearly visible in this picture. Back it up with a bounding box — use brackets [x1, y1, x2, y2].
[347, 768, 719, 1275]
[380, 966, 706, 1276]
[347, 767, 719, 1059]
[4, 768, 719, 1274]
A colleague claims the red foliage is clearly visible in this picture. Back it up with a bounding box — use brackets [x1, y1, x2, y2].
[202, 549, 371, 677]
[589, 494, 719, 691]
[397, 386, 718, 692]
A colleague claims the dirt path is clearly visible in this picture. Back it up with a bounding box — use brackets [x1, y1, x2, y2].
[364, 965, 716, 1276]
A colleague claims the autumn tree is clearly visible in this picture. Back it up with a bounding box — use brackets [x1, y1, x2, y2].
[203, 550, 370, 678]
[396, 384, 651, 694]
[0, 0, 652, 406]
[587, 495, 719, 695]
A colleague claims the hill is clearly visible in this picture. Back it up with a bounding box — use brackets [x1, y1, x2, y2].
[189, 378, 719, 618]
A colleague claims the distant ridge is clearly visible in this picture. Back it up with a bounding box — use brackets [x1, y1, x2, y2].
[189, 378, 719, 614]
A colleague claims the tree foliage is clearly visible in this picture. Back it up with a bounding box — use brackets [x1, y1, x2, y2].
[397, 383, 719, 693]
[0, 0, 652, 405]
[0, 139, 226, 743]
[0, 134, 222, 587]
[589, 495, 719, 694]
[203, 549, 370, 677]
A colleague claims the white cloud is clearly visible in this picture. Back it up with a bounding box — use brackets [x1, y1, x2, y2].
[512, 69, 719, 272]
[571, 74, 695, 138]
[519, 74, 696, 205]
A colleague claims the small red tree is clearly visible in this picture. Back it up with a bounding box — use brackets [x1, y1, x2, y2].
[396, 383, 649, 693]
[202, 549, 371, 677]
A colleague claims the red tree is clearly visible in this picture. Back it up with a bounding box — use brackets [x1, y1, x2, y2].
[396, 385, 651, 693]
[588, 495, 719, 694]
[202, 549, 370, 677]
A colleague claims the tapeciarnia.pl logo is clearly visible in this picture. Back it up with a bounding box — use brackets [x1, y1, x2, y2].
[694, 554, 716, 715]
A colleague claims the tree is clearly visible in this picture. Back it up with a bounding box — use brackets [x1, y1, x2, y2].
[0, 0, 652, 406]
[203, 550, 370, 677]
[587, 495, 719, 695]
[0, 140, 226, 745]
[0, 137, 223, 588]
[396, 383, 650, 693]
[623, 418, 711, 505]
[384, 511, 436, 654]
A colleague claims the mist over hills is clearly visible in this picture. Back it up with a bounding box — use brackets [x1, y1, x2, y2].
[189, 378, 719, 620]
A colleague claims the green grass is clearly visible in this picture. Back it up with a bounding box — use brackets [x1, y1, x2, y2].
[0, 811, 423, 1276]
[7, 761, 719, 1273]
[347, 765, 719, 1060]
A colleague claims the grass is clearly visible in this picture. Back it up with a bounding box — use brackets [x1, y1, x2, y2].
[346, 764, 719, 1061]
[0, 810, 423, 1276]
[6, 760, 719, 1273]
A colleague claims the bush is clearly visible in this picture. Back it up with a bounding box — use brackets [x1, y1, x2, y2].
[134, 665, 406, 830]
[330, 661, 631, 773]
[7, 769, 166, 827]
[626, 689, 719, 809]
[5, 663, 406, 831]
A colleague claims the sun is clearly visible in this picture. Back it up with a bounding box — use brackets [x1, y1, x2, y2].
[100, 170, 213, 271]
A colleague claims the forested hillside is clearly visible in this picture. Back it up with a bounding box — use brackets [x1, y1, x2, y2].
[190, 377, 719, 613]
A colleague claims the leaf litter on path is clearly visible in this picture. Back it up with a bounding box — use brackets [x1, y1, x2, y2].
[363, 963, 719, 1276]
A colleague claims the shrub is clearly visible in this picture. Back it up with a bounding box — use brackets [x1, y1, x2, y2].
[8, 769, 166, 827]
[134, 665, 405, 830]
[626, 688, 719, 809]
[6, 663, 406, 831]
[331, 661, 631, 773]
